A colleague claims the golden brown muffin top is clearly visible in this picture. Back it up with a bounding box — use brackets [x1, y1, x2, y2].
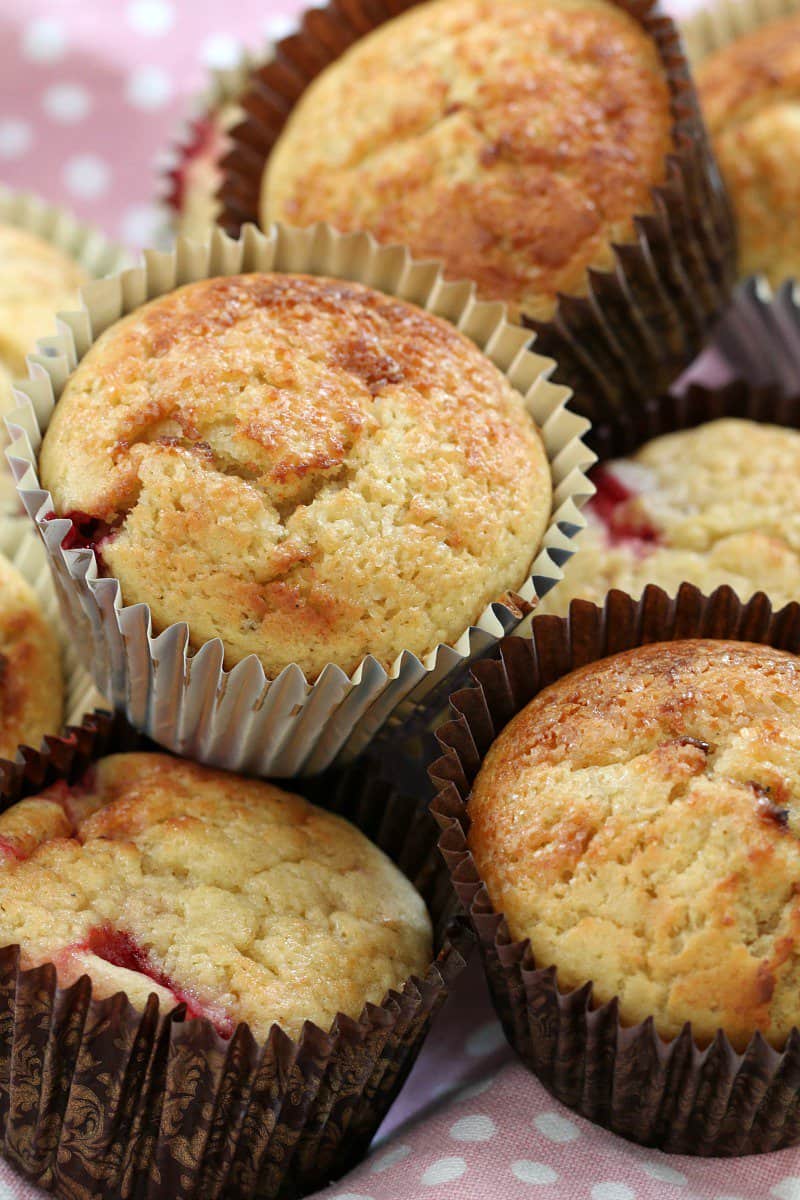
[39, 272, 551, 680]
[0, 552, 63, 759]
[698, 13, 800, 284]
[537, 418, 800, 615]
[0, 752, 432, 1039]
[469, 639, 800, 1050]
[263, 0, 673, 321]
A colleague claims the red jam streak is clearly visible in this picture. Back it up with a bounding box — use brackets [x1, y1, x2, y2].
[0, 837, 24, 861]
[165, 115, 217, 213]
[83, 925, 234, 1037]
[587, 465, 662, 551]
[46, 510, 118, 574]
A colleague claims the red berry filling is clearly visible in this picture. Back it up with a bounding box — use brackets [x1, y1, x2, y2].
[165, 115, 219, 214]
[46, 510, 119, 573]
[0, 837, 24, 861]
[82, 925, 234, 1037]
[588, 465, 662, 551]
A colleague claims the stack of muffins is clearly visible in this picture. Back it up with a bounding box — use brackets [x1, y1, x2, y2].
[6, 0, 800, 1193]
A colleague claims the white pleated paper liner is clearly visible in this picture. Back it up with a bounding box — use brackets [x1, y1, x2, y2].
[0, 515, 107, 749]
[7, 222, 595, 778]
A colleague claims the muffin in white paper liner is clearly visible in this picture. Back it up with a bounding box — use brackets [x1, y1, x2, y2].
[680, 0, 800, 64]
[6, 221, 594, 777]
[0, 515, 106, 746]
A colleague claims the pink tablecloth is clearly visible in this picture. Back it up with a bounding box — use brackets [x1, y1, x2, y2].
[2, 2, 799, 1197]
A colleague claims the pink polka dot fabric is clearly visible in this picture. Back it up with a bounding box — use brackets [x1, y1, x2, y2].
[0, 0, 798, 1197]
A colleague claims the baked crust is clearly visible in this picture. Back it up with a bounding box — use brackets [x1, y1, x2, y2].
[39, 272, 551, 679]
[0, 752, 432, 1039]
[262, 0, 673, 321]
[0, 552, 62, 759]
[469, 639, 800, 1049]
[698, 13, 800, 284]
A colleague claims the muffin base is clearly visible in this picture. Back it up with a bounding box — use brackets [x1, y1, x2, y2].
[217, 0, 736, 421]
[430, 583, 800, 1155]
[0, 711, 470, 1199]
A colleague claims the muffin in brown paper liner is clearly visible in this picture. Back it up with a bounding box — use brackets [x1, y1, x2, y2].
[0, 711, 471, 1199]
[217, 0, 736, 421]
[429, 582, 800, 1156]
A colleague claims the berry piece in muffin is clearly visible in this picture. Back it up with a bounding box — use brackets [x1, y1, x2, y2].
[698, 12, 800, 286]
[0, 552, 62, 760]
[0, 753, 432, 1039]
[538, 418, 800, 614]
[263, 0, 673, 321]
[167, 100, 244, 240]
[469, 639, 800, 1050]
[38, 273, 551, 680]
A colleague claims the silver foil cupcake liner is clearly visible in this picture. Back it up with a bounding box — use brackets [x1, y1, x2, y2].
[6, 221, 594, 776]
[430, 582, 800, 1155]
[0, 711, 471, 1198]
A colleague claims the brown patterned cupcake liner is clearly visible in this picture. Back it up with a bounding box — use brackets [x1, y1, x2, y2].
[217, 0, 737, 420]
[0, 711, 471, 1198]
[429, 582, 800, 1155]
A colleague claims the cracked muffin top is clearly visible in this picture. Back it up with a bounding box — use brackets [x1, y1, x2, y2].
[38, 272, 551, 680]
[0, 752, 432, 1039]
[262, 0, 673, 322]
[537, 419, 800, 616]
[698, 12, 800, 285]
[469, 639, 800, 1050]
[0, 552, 63, 760]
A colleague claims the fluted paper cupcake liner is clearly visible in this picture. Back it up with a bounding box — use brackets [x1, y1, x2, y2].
[6, 221, 594, 777]
[429, 582, 800, 1155]
[681, 0, 800, 67]
[0, 515, 106, 768]
[158, 46, 269, 241]
[0, 188, 129, 516]
[0, 711, 471, 1198]
[216, 0, 736, 422]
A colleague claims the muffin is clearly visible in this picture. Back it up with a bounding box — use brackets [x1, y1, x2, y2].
[0, 550, 62, 759]
[697, 12, 800, 285]
[167, 100, 245, 241]
[0, 751, 432, 1040]
[468, 637, 800, 1051]
[0, 223, 87, 509]
[261, 0, 673, 323]
[38, 271, 552, 681]
[538, 418, 800, 614]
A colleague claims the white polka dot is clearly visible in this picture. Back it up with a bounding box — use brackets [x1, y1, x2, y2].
[422, 1158, 467, 1186]
[512, 1161, 559, 1185]
[126, 65, 172, 110]
[370, 1144, 411, 1174]
[42, 84, 91, 123]
[0, 119, 32, 159]
[772, 1181, 800, 1200]
[21, 18, 66, 63]
[62, 155, 111, 200]
[642, 1162, 686, 1186]
[263, 14, 297, 42]
[591, 1186, 636, 1200]
[465, 1020, 506, 1056]
[201, 32, 242, 70]
[449, 1114, 496, 1142]
[457, 1073, 498, 1101]
[534, 1112, 580, 1143]
[126, 0, 175, 36]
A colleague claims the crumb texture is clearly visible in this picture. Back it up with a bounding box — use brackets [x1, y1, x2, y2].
[263, 0, 672, 321]
[539, 419, 800, 614]
[39, 272, 550, 680]
[469, 639, 800, 1049]
[0, 752, 432, 1039]
[0, 552, 63, 759]
[698, 14, 800, 284]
